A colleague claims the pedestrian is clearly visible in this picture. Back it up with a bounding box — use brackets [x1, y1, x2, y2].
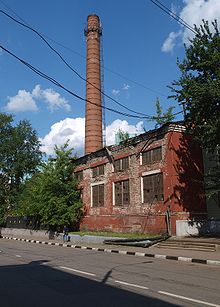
[63, 225, 69, 242]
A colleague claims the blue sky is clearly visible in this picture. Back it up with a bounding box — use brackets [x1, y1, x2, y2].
[0, 0, 219, 156]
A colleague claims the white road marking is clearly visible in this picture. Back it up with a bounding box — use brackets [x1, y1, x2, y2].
[119, 250, 127, 255]
[15, 255, 22, 258]
[178, 256, 192, 262]
[59, 266, 96, 277]
[114, 280, 149, 290]
[158, 291, 220, 307]
[155, 254, 166, 259]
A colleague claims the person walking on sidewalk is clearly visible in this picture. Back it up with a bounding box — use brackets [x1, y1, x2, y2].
[63, 225, 69, 242]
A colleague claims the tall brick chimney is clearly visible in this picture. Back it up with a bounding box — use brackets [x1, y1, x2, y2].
[84, 14, 103, 155]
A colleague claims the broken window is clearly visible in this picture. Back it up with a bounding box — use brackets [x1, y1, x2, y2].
[92, 164, 104, 178]
[142, 147, 162, 165]
[142, 173, 163, 203]
[114, 156, 129, 172]
[114, 180, 130, 206]
[92, 184, 104, 207]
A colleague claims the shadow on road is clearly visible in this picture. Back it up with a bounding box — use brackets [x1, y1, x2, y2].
[0, 259, 180, 307]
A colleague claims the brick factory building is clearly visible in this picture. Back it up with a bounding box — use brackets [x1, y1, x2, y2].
[77, 14, 207, 235]
[74, 122, 207, 235]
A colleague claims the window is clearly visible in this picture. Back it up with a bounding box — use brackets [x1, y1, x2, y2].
[92, 164, 104, 178]
[142, 173, 163, 203]
[114, 156, 129, 172]
[75, 170, 83, 181]
[78, 189, 83, 200]
[92, 184, 104, 207]
[114, 180, 130, 206]
[142, 147, 162, 165]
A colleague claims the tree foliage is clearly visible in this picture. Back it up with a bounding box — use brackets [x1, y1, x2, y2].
[170, 20, 220, 203]
[16, 143, 83, 229]
[170, 20, 220, 150]
[151, 98, 175, 128]
[0, 113, 42, 224]
[116, 128, 130, 143]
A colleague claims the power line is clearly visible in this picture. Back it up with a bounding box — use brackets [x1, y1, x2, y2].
[149, 0, 197, 35]
[0, 44, 150, 119]
[0, 8, 163, 118]
[0, 0, 167, 98]
[1, 44, 183, 120]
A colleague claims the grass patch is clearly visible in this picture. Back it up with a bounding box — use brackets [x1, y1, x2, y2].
[70, 231, 159, 239]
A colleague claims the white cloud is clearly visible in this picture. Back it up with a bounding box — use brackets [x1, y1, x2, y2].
[106, 119, 144, 146]
[112, 89, 120, 96]
[40, 117, 85, 156]
[4, 84, 71, 113]
[32, 85, 71, 112]
[122, 84, 130, 90]
[162, 0, 220, 53]
[40, 118, 144, 157]
[112, 83, 130, 97]
[170, 3, 178, 17]
[5, 90, 38, 112]
[162, 31, 181, 53]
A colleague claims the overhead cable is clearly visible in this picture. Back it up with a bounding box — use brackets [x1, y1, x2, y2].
[1, 44, 183, 120]
[0, 0, 167, 97]
[0, 8, 157, 118]
[149, 0, 197, 35]
[0, 44, 153, 119]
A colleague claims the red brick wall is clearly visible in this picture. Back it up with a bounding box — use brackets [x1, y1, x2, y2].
[76, 128, 207, 235]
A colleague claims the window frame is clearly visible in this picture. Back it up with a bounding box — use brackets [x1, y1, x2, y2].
[75, 170, 83, 181]
[91, 181, 105, 207]
[92, 164, 104, 178]
[141, 172, 164, 204]
[141, 146, 162, 165]
[113, 179, 130, 206]
[114, 156, 129, 172]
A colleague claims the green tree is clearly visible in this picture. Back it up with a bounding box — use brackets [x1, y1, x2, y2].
[169, 20, 220, 150]
[116, 128, 130, 143]
[0, 113, 42, 224]
[16, 143, 83, 229]
[151, 98, 175, 128]
[169, 20, 220, 202]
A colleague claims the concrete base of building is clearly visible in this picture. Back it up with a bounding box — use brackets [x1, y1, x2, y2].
[176, 219, 220, 237]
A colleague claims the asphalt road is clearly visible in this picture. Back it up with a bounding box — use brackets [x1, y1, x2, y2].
[0, 238, 220, 307]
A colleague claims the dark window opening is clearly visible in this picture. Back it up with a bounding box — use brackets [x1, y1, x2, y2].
[92, 164, 104, 178]
[115, 180, 130, 206]
[114, 157, 129, 172]
[92, 184, 104, 207]
[142, 147, 162, 165]
[143, 173, 163, 203]
[75, 170, 83, 181]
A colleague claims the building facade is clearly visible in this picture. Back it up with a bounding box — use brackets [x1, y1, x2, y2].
[74, 122, 207, 235]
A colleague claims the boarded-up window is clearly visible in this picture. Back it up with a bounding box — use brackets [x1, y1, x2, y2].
[143, 173, 163, 203]
[92, 164, 104, 178]
[92, 184, 104, 207]
[75, 170, 83, 181]
[152, 147, 162, 162]
[142, 147, 162, 165]
[115, 180, 130, 206]
[114, 157, 129, 172]
[142, 150, 151, 165]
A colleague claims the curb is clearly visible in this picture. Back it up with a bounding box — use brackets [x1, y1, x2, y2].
[2, 236, 220, 266]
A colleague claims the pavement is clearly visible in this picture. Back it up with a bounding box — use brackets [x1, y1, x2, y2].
[2, 234, 220, 266]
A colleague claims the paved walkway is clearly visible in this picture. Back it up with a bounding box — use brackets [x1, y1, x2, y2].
[2, 234, 220, 266]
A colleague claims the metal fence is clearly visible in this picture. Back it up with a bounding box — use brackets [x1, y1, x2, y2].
[6, 216, 46, 230]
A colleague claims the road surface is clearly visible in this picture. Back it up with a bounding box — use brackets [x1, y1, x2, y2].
[0, 238, 219, 307]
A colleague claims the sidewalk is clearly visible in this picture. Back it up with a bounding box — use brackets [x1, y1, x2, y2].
[2, 234, 220, 266]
